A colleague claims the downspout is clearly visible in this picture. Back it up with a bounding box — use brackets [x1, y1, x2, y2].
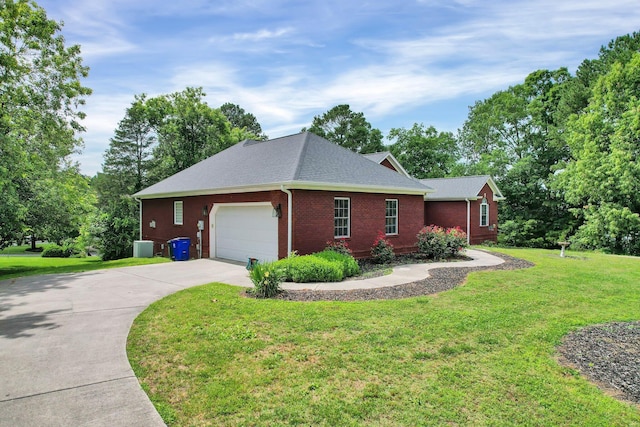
[134, 197, 142, 240]
[280, 185, 293, 255]
[464, 198, 471, 245]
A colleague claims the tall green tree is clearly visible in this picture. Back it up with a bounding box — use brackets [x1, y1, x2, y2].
[459, 68, 575, 247]
[220, 102, 267, 140]
[98, 94, 155, 204]
[388, 123, 459, 179]
[557, 53, 640, 254]
[147, 87, 248, 181]
[0, 0, 91, 248]
[304, 104, 384, 153]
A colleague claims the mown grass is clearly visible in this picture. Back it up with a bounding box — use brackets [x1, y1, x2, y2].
[0, 255, 170, 281]
[128, 248, 640, 426]
[0, 244, 50, 254]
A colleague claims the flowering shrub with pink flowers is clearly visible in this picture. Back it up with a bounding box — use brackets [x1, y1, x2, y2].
[325, 239, 353, 256]
[371, 231, 395, 264]
[417, 225, 468, 260]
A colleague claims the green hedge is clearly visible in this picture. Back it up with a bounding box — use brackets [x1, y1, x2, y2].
[313, 250, 360, 277]
[274, 250, 360, 283]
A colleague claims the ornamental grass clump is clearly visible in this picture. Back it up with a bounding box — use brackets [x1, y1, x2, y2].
[371, 232, 395, 264]
[248, 261, 283, 298]
[417, 225, 468, 260]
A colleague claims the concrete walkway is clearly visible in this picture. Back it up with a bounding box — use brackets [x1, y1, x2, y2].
[0, 249, 502, 426]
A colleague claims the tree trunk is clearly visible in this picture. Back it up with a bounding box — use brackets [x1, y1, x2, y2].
[31, 235, 36, 251]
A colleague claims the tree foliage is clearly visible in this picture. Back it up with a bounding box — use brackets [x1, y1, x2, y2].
[304, 104, 384, 154]
[220, 102, 267, 140]
[98, 94, 155, 204]
[458, 68, 576, 247]
[388, 123, 459, 179]
[557, 53, 640, 254]
[0, 0, 92, 248]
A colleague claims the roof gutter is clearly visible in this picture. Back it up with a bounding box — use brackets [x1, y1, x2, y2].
[280, 185, 293, 256]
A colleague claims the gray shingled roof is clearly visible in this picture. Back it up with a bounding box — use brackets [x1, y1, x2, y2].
[362, 151, 391, 164]
[420, 175, 504, 201]
[134, 132, 432, 198]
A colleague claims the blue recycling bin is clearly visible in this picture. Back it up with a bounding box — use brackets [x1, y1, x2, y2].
[169, 237, 190, 261]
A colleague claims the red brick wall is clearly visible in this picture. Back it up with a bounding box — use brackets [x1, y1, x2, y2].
[423, 183, 499, 245]
[142, 189, 426, 260]
[291, 190, 424, 258]
[141, 191, 288, 259]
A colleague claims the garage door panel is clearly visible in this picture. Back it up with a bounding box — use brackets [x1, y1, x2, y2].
[215, 205, 278, 262]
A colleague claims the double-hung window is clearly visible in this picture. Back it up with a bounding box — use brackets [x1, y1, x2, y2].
[174, 201, 184, 225]
[334, 198, 350, 238]
[385, 199, 398, 235]
[480, 198, 489, 227]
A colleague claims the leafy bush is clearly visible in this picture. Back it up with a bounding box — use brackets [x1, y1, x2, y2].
[248, 261, 283, 298]
[41, 244, 70, 258]
[444, 226, 468, 257]
[371, 232, 395, 264]
[314, 249, 360, 278]
[275, 255, 343, 282]
[91, 196, 139, 261]
[417, 225, 468, 260]
[325, 239, 352, 256]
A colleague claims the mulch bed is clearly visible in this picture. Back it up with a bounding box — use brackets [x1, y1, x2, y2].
[558, 321, 640, 406]
[275, 251, 534, 302]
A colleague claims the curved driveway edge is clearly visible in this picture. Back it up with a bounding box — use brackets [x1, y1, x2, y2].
[0, 249, 503, 426]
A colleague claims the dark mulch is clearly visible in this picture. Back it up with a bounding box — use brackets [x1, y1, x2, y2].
[558, 321, 640, 406]
[275, 251, 534, 302]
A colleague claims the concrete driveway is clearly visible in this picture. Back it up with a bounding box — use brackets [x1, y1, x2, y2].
[0, 259, 251, 427]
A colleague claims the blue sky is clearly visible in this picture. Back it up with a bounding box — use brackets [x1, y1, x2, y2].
[38, 0, 640, 176]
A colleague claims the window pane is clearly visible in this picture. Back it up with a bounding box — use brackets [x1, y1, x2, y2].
[174, 201, 183, 225]
[334, 198, 350, 238]
[385, 199, 398, 235]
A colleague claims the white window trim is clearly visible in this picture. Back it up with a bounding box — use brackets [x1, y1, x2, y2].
[480, 200, 489, 227]
[385, 199, 398, 235]
[174, 201, 184, 225]
[334, 197, 350, 238]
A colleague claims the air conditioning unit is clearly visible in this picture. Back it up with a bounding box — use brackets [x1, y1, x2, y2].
[133, 240, 154, 258]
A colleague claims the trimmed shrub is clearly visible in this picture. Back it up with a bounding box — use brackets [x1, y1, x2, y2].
[314, 250, 360, 278]
[371, 232, 395, 264]
[325, 239, 353, 256]
[275, 255, 343, 282]
[248, 261, 283, 298]
[41, 245, 70, 258]
[417, 225, 468, 260]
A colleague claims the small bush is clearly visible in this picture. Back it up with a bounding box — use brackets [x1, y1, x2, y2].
[314, 250, 360, 278]
[248, 261, 283, 298]
[41, 245, 70, 258]
[275, 255, 343, 282]
[371, 232, 395, 264]
[325, 239, 353, 256]
[417, 225, 468, 260]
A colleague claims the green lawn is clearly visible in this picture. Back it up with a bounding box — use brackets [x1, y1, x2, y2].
[0, 244, 50, 255]
[0, 255, 170, 281]
[127, 248, 640, 426]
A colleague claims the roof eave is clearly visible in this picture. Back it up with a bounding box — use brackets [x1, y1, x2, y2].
[134, 180, 432, 199]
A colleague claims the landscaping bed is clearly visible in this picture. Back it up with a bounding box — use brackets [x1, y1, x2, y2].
[277, 251, 533, 301]
[558, 321, 640, 406]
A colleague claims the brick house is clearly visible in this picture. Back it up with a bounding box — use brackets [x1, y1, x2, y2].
[363, 154, 505, 245]
[420, 176, 505, 245]
[134, 132, 434, 261]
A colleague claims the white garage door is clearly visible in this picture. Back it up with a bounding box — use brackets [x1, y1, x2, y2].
[214, 204, 278, 263]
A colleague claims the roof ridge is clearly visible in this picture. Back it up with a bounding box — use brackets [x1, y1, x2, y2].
[291, 131, 311, 180]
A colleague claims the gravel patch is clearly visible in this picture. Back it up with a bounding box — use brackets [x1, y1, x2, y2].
[275, 251, 534, 302]
[558, 321, 640, 406]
